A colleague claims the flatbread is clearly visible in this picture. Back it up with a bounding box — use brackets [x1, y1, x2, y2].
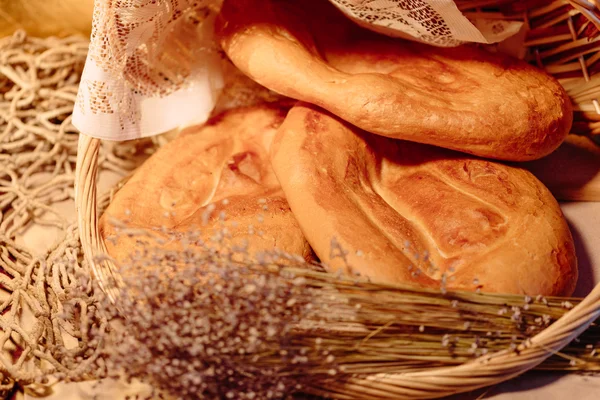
[216, 0, 572, 161]
[270, 103, 577, 296]
[100, 104, 313, 272]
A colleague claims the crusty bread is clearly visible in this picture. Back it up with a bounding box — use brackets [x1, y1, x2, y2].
[270, 103, 578, 296]
[216, 0, 572, 162]
[522, 135, 600, 201]
[100, 104, 313, 270]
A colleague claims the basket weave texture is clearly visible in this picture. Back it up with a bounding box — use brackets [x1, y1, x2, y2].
[75, 1, 600, 398]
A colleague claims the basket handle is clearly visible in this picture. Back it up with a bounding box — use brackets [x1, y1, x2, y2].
[75, 133, 121, 303]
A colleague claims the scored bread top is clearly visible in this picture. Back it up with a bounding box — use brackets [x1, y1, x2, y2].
[217, 0, 573, 161]
[271, 103, 578, 296]
[100, 104, 313, 272]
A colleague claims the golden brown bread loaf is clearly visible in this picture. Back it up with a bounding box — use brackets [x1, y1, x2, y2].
[270, 103, 578, 296]
[100, 104, 313, 269]
[216, 0, 573, 162]
[522, 135, 600, 201]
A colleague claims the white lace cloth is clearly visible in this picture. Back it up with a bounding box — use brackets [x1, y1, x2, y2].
[72, 0, 522, 141]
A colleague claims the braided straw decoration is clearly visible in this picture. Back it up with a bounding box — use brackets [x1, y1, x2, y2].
[74, 1, 600, 399]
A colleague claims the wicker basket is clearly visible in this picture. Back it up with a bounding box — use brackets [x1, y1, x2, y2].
[74, 1, 600, 399]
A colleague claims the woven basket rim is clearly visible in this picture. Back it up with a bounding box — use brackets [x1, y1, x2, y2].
[74, 1, 600, 398]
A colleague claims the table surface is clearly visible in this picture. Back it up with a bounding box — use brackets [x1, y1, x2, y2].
[19, 198, 600, 400]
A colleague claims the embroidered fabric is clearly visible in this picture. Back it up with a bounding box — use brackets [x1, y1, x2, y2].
[72, 0, 522, 141]
[329, 0, 522, 46]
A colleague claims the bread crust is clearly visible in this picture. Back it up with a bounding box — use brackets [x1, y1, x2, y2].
[100, 104, 313, 269]
[271, 103, 578, 296]
[217, 0, 573, 161]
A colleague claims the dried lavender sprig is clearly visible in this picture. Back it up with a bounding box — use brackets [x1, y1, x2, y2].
[77, 222, 600, 400]
[88, 239, 327, 399]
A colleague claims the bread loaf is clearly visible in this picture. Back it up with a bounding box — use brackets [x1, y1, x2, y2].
[270, 103, 578, 296]
[100, 104, 313, 270]
[216, 0, 573, 161]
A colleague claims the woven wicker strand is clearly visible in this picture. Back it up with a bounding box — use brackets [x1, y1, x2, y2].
[75, 134, 122, 304]
[74, 1, 600, 398]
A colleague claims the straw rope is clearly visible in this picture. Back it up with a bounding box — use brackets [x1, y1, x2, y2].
[0, 31, 149, 394]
